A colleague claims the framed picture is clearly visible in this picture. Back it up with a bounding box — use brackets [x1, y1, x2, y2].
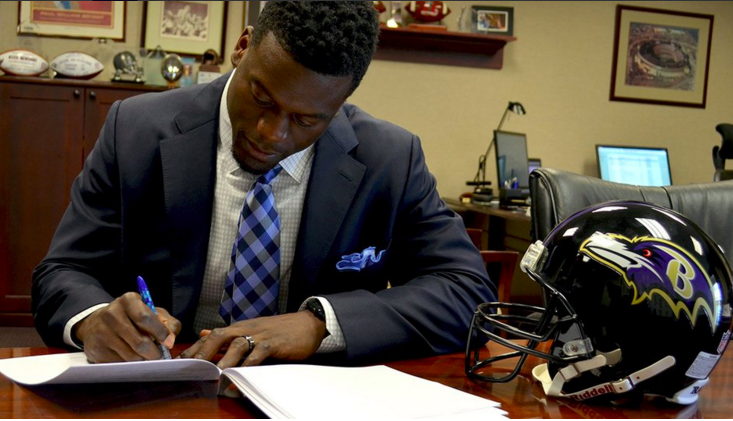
[243, 1, 266, 29]
[471, 6, 513, 36]
[610, 5, 714, 108]
[17, 1, 125, 40]
[142, 1, 228, 61]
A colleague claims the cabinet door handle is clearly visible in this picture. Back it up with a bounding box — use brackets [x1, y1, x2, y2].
[73, 90, 81, 98]
[89, 91, 97, 99]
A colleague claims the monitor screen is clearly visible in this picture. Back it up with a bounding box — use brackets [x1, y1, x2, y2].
[495, 131, 529, 189]
[528, 158, 541, 174]
[596, 145, 672, 186]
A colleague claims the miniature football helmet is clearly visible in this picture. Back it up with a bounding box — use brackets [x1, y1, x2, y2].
[466, 201, 733, 404]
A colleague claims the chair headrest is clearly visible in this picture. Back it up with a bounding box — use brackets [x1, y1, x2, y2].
[715, 123, 733, 158]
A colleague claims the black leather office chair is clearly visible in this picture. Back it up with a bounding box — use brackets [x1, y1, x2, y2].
[530, 168, 733, 265]
[713, 123, 733, 181]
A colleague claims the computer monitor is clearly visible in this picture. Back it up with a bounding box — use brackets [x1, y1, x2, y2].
[528, 158, 542, 174]
[495, 130, 529, 189]
[596, 145, 672, 187]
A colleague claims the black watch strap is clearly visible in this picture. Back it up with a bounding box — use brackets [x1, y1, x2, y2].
[305, 298, 330, 338]
[305, 298, 326, 322]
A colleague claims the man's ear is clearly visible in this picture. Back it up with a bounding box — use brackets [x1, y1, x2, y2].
[231, 26, 255, 68]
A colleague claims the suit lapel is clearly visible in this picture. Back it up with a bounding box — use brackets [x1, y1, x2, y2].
[159, 76, 228, 320]
[288, 111, 366, 310]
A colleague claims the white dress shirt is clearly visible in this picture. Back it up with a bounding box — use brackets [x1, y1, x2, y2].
[64, 72, 345, 353]
[192, 71, 345, 352]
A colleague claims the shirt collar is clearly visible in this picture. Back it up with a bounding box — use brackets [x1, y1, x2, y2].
[218, 70, 314, 184]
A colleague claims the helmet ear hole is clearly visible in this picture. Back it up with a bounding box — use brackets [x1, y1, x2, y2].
[468, 201, 733, 405]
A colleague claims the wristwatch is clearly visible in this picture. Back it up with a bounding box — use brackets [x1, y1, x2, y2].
[305, 298, 326, 322]
[305, 298, 330, 337]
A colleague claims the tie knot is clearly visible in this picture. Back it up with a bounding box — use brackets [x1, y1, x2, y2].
[257, 164, 283, 185]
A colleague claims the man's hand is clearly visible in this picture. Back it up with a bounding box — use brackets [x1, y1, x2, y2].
[73, 292, 181, 363]
[180, 311, 327, 368]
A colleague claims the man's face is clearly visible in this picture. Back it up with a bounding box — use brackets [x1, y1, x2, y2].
[227, 32, 353, 174]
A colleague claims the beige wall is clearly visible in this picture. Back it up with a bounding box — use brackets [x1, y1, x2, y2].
[3, 1, 732, 200]
[351, 1, 733, 199]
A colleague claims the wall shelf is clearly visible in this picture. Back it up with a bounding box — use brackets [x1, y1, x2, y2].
[374, 27, 516, 69]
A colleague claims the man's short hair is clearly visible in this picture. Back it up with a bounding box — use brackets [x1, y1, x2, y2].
[251, 1, 379, 94]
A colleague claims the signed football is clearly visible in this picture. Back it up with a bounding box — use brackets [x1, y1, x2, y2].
[406, 1, 450, 23]
[0, 49, 49, 76]
[50, 52, 104, 79]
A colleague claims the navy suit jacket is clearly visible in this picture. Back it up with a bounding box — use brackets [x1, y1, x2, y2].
[32, 74, 496, 363]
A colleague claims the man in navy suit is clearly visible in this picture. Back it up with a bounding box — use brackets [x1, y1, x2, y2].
[32, 2, 495, 367]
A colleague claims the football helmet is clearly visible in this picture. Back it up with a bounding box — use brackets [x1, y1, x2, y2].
[466, 201, 733, 404]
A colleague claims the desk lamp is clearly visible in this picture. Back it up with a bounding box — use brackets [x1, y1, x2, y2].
[467, 101, 526, 204]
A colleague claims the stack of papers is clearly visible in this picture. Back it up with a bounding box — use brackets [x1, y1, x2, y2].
[0, 353, 506, 419]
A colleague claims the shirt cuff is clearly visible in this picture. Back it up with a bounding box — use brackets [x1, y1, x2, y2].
[299, 297, 345, 353]
[63, 303, 109, 349]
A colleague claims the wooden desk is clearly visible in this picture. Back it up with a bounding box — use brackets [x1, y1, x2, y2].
[443, 197, 531, 251]
[1, 343, 730, 418]
[443, 197, 541, 305]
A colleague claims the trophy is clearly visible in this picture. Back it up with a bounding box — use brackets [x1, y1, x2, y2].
[161, 53, 184, 87]
[112, 51, 143, 83]
[386, 1, 403, 28]
[197, 49, 221, 84]
[143, 45, 167, 87]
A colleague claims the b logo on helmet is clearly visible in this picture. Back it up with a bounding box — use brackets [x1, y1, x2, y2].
[580, 233, 718, 332]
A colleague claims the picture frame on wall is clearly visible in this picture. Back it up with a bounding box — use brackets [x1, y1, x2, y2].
[243, 1, 266, 29]
[470, 6, 513, 36]
[610, 5, 714, 109]
[142, 1, 228, 61]
[17, 1, 126, 41]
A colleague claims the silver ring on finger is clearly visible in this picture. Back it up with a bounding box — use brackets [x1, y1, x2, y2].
[244, 335, 255, 352]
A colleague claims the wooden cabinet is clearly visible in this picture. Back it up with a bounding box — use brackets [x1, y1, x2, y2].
[0, 77, 166, 326]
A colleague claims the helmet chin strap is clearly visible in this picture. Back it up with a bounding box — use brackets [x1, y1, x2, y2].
[532, 350, 677, 402]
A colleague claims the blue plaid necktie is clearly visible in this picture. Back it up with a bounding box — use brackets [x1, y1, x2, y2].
[219, 165, 283, 323]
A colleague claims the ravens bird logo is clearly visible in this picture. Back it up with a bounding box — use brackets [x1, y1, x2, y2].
[580, 233, 719, 332]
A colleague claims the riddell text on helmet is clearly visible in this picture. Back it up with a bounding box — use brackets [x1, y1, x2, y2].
[567, 384, 615, 401]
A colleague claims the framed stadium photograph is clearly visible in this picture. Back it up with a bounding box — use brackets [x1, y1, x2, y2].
[610, 5, 713, 108]
[142, 1, 228, 61]
[17, 1, 125, 40]
[470, 5, 513, 36]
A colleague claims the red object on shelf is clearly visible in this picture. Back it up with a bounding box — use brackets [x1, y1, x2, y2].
[373, 1, 386, 14]
[406, 1, 450, 23]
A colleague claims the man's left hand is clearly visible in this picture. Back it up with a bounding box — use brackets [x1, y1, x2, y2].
[179, 311, 327, 368]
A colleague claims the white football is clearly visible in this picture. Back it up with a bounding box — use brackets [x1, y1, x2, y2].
[0, 49, 49, 76]
[50, 52, 104, 79]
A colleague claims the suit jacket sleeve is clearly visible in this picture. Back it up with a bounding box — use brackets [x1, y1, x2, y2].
[32, 100, 125, 347]
[32, 76, 227, 347]
[301, 107, 497, 363]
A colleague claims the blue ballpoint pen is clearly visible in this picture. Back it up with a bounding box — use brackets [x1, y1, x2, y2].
[136, 276, 172, 360]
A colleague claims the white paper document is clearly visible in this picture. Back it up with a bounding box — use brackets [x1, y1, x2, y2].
[0, 353, 506, 419]
[220, 364, 507, 419]
[0, 352, 222, 385]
